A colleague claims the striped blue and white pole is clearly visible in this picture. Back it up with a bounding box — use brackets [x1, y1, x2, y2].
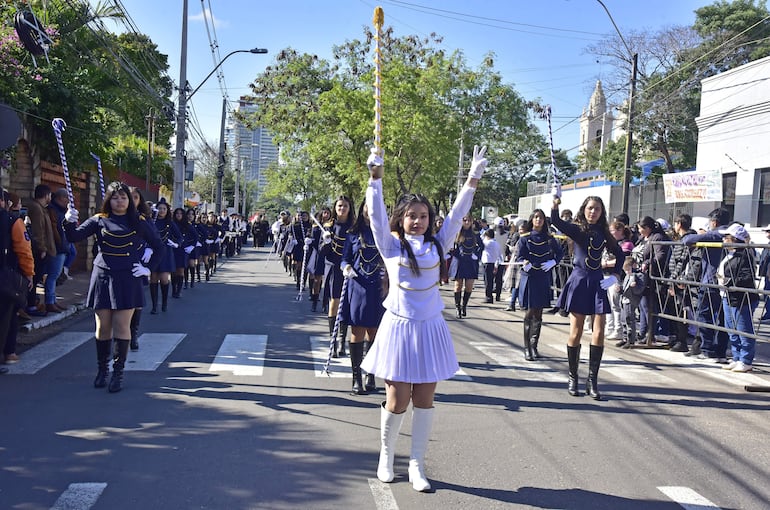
[89, 152, 105, 199]
[51, 118, 75, 206]
[544, 105, 559, 187]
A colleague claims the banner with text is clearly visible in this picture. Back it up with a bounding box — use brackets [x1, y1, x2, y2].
[663, 170, 722, 203]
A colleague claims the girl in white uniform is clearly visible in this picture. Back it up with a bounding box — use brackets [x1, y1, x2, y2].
[361, 145, 487, 492]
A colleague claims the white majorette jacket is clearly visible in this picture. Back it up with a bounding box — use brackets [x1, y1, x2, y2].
[366, 178, 476, 320]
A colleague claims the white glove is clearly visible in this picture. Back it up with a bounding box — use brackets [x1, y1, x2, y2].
[65, 207, 79, 223]
[366, 147, 383, 170]
[541, 259, 557, 272]
[141, 248, 153, 263]
[522, 262, 532, 272]
[471, 254, 478, 261]
[304, 237, 313, 246]
[551, 182, 562, 199]
[343, 265, 357, 279]
[468, 145, 488, 179]
[132, 263, 150, 278]
[322, 231, 332, 245]
[196, 241, 202, 247]
[600, 275, 618, 290]
[167, 239, 179, 248]
[205, 239, 214, 244]
[184, 245, 194, 254]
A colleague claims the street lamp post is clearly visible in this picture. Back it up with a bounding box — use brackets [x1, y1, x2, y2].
[172, 13, 267, 210]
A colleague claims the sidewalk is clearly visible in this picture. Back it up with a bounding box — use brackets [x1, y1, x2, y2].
[19, 270, 91, 333]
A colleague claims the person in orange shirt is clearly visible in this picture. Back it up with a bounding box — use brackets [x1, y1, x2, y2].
[1, 190, 34, 372]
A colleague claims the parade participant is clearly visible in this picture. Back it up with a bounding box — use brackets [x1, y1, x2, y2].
[451, 215, 482, 318]
[516, 209, 563, 361]
[200, 213, 218, 280]
[341, 201, 385, 395]
[185, 209, 202, 288]
[63, 181, 162, 392]
[171, 208, 198, 298]
[361, 144, 487, 492]
[126, 187, 155, 351]
[321, 196, 355, 357]
[206, 212, 221, 275]
[150, 199, 181, 313]
[193, 212, 212, 283]
[308, 207, 332, 312]
[550, 191, 624, 400]
[490, 217, 509, 301]
[480, 229, 502, 304]
[290, 211, 312, 291]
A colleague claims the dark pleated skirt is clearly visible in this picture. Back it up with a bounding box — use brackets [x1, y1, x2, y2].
[155, 246, 175, 273]
[174, 248, 189, 270]
[455, 255, 479, 279]
[518, 270, 553, 310]
[323, 260, 344, 301]
[87, 266, 145, 310]
[342, 277, 385, 327]
[556, 266, 610, 315]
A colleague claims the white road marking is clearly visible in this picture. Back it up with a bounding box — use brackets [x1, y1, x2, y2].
[471, 341, 563, 382]
[50, 482, 107, 510]
[6, 332, 93, 375]
[658, 486, 721, 509]
[634, 348, 769, 387]
[311, 336, 351, 378]
[208, 334, 268, 376]
[603, 367, 676, 384]
[368, 478, 400, 510]
[124, 333, 186, 371]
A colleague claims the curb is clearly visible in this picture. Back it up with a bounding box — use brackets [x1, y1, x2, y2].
[20, 303, 88, 332]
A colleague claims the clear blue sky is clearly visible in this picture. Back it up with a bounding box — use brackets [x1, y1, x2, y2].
[109, 0, 706, 159]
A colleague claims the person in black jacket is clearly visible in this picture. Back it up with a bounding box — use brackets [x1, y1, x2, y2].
[666, 214, 696, 352]
[717, 223, 758, 372]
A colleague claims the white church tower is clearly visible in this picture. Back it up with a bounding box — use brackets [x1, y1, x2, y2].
[579, 81, 615, 166]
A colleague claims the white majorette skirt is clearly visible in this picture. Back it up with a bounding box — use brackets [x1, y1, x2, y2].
[361, 310, 459, 384]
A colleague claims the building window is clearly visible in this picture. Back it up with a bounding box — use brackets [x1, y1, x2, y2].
[723, 172, 736, 222]
[758, 168, 770, 227]
[594, 129, 602, 146]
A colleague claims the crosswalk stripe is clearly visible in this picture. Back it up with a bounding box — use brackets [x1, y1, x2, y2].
[6, 332, 93, 375]
[631, 348, 768, 387]
[50, 482, 107, 510]
[124, 333, 187, 371]
[368, 478, 400, 510]
[658, 486, 721, 509]
[603, 367, 676, 384]
[209, 334, 268, 376]
[471, 341, 563, 382]
[310, 336, 351, 378]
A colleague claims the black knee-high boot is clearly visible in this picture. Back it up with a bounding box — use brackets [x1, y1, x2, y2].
[94, 340, 111, 388]
[196, 263, 201, 282]
[149, 282, 159, 314]
[109, 339, 130, 393]
[530, 318, 543, 359]
[350, 342, 366, 395]
[462, 291, 471, 317]
[183, 268, 189, 289]
[171, 275, 180, 298]
[310, 293, 318, 312]
[328, 316, 338, 357]
[567, 344, 581, 397]
[161, 282, 170, 311]
[204, 262, 210, 281]
[189, 266, 195, 288]
[586, 344, 604, 400]
[338, 323, 348, 357]
[454, 292, 462, 319]
[523, 317, 534, 361]
[130, 309, 141, 351]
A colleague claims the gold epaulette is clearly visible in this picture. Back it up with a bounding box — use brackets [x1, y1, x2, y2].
[97, 213, 108, 218]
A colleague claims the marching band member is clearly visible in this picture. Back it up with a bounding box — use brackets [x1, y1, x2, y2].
[451, 215, 482, 318]
[307, 207, 332, 312]
[63, 181, 162, 393]
[361, 145, 487, 492]
[171, 208, 198, 298]
[341, 201, 385, 395]
[150, 198, 181, 313]
[290, 211, 312, 291]
[321, 196, 355, 357]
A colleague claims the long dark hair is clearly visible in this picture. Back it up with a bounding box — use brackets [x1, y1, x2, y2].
[331, 195, 356, 225]
[526, 208, 551, 234]
[129, 186, 151, 217]
[173, 207, 190, 231]
[574, 195, 619, 252]
[348, 201, 370, 235]
[102, 181, 139, 227]
[388, 193, 446, 281]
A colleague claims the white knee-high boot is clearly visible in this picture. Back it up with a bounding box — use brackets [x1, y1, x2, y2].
[377, 402, 405, 483]
[408, 406, 435, 492]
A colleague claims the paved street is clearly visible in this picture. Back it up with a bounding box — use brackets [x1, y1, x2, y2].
[2, 245, 769, 510]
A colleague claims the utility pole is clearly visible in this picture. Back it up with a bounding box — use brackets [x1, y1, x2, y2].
[145, 107, 155, 192]
[173, 0, 188, 209]
[216, 98, 226, 213]
[620, 53, 638, 214]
